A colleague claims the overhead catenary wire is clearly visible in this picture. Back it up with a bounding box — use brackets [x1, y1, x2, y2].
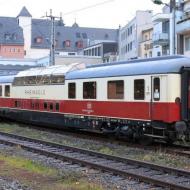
[3, 0, 115, 34]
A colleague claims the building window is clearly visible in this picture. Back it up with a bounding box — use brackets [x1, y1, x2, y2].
[5, 85, 10, 97]
[134, 79, 145, 100]
[83, 82, 96, 99]
[130, 42, 132, 50]
[185, 36, 190, 51]
[97, 47, 101, 56]
[76, 32, 81, 38]
[63, 40, 71, 48]
[149, 51, 152, 57]
[35, 37, 43, 44]
[108, 80, 124, 99]
[76, 41, 83, 48]
[105, 33, 109, 39]
[130, 26, 132, 35]
[82, 33, 87, 39]
[153, 78, 160, 101]
[0, 85, 2, 96]
[68, 83, 76, 99]
[157, 52, 161, 56]
[4, 33, 11, 40]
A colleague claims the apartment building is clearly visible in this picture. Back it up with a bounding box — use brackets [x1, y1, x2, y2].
[139, 27, 153, 58]
[118, 10, 153, 60]
[176, 0, 190, 56]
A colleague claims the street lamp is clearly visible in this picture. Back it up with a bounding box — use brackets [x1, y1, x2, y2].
[152, 0, 176, 55]
[152, 0, 163, 5]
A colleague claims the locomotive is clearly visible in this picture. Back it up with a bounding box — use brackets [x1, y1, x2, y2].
[0, 55, 190, 143]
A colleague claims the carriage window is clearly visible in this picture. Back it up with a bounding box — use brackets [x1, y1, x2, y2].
[55, 103, 59, 111]
[134, 79, 145, 100]
[15, 101, 21, 107]
[50, 103, 53, 111]
[0, 85, 2, 96]
[42, 75, 50, 85]
[13, 77, 25, 86]
[68, 83, 76, 99]
[25, 76, 36, 85]
[153, 78, 160, 101]
[51, 75, 65, 84]
[108, 80, 124, 99]
[44, 102, 48, 110]
[83, 82, 96, 99]
[5, 85, 10, 97]
[35, 102, 39, 109]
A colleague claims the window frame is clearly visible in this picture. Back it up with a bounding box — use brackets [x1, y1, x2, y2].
[153, 77, 160, 101]
[134, 79, 145, 100]
[83, 81, 96, 99]
[5, 85, 10, 97]
[68, 82, 76, 99]
[0, 85, 2, 97]
[107, 80, 124, 100]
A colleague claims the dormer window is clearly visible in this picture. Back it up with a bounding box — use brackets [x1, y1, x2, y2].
[56, 32, 61, 36]
[76, 40, 83, 48]
[76, 32, 81, 38]
[104, 33, 109, 39]
[35, 37, 43, 44]
[63, 40, 71, 48]
[82, 33, 87, 39]
[4, 33, 11, 40]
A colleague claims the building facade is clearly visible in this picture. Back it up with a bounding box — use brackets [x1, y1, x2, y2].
[176, 0, 190, 56]
[83, 42, 118, 63]
[0, 17, 24, 58]
[118, 10, 153, 60]
[16, 7, 118, 60]
[152, 10, 170, 57]
[139, 27, 153, 58]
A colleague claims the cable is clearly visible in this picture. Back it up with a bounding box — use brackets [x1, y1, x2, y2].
[62, 0, 115, 16]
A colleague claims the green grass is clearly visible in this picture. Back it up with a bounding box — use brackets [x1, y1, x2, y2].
[0, 153, 56, 175]
[0, 153, 104, 190]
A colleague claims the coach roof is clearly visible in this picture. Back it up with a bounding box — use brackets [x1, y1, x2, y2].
[66, 56, 190, 79]
[0, 75, 15, 83]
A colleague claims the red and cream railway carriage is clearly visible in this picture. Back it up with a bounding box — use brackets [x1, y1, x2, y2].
[0, 56, 190, 143]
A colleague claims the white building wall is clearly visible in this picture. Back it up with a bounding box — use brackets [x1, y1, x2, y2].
[119, 10, 153, 61]
[25, 48, 50, 59]
[17, 16, 32, 57]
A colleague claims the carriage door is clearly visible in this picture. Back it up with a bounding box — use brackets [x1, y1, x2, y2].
[151, 75, 168, 121]
[181, 69, 190, 120]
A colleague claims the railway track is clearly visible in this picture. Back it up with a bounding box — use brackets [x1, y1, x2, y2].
[0, 132, 189, 189]
[1, 122, 190, 160]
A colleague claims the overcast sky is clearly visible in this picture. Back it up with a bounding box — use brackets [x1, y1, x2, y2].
[0, 0, 166, 28]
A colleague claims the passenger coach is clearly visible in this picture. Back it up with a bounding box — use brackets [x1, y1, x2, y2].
[0, 56, 190, 143]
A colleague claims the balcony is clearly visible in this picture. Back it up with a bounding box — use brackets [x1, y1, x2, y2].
[152, 13, 170, 23]
[176, 14, 190, 34]
[153, 33, 169, 46]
